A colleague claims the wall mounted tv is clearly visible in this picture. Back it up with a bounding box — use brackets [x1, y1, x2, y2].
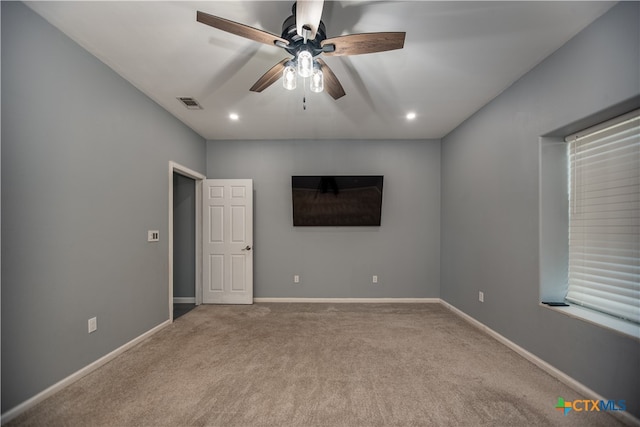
[292, 175, 384, 226]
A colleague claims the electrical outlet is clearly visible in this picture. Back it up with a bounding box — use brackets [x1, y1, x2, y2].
[293, 275, 300, 284]
[147, 230, 159, 242]
[479, 291, 484, 303]
[88, 317, 97, 333]
[372, 275, 378, 284]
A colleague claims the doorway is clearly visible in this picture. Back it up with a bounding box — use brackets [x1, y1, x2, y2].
[168, 162, 206, 321]
[173, 172, 196, 319]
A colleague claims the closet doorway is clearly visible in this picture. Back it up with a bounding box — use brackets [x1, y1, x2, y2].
[169, 162, 206, 321]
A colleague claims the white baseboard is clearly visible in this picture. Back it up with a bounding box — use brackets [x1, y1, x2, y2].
[440, 300, 640, 426]
[253, 297, 440, 304]
[173, 297, 196, 304]
[1, 319, 171, 425]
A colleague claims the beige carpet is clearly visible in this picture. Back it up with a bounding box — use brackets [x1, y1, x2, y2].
[7, 303, 633, 426]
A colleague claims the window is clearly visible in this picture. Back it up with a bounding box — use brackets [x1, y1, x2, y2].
[565, 110, 639, 324]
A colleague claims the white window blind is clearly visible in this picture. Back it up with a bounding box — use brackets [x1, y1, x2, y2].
[566, 110, 640, 324]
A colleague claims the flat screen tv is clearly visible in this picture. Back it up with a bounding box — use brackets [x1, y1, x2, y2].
[292, 175, 384, 226]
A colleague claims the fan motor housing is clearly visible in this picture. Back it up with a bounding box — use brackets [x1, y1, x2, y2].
[280, 13, 327, 58]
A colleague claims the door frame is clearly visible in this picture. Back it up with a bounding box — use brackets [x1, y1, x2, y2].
[168, 161, 206, 322]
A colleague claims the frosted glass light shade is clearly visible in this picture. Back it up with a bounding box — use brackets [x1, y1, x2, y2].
[310, 66, 323, 93]
[283, 65, 297, 90]
[297, 50, 313, 78]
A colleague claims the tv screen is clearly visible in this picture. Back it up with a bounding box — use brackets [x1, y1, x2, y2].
[292, 175, 384, 226]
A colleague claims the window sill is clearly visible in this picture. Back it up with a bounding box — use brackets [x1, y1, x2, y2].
[540, 303, 640, 341]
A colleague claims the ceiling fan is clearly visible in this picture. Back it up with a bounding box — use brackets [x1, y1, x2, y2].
[196, 0, 406, 100]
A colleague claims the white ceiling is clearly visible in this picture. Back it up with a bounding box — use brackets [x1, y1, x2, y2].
[25, 1, 615, 140]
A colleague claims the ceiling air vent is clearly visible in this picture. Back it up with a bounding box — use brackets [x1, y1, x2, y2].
[177, 97, 203, 110]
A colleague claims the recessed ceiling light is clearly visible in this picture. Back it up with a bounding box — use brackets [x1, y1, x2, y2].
[229, 113, 239, 121]
[406, 112, 416, 120]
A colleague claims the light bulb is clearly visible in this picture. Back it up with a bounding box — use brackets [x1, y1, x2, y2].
[283, 65, 297, 90]
[310, 66, 324, 93]
[297, 50, 313, 78]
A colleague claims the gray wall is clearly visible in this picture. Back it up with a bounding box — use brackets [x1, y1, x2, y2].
[206, 139, 441, 298]
[173, 173, 196, 299]
[441, 2, 640, 418]
[1, 2, 206, 413]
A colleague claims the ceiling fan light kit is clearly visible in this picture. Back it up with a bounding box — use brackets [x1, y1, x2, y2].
[196, 1, 406, 100]
[283, 47, 325, 93]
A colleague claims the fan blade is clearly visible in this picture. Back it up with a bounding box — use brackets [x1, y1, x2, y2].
[321, 32, 405, 56]
[197, 11, 289, 48]
[296, 0, 324, 40]
[250, 58, 290, 93]
[316, 58, 345, 100]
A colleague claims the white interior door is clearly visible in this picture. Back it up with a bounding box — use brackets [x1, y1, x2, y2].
[203, 179, 253, 304]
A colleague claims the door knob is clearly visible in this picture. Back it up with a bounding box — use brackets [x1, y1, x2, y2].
[243, 245, 252, 251]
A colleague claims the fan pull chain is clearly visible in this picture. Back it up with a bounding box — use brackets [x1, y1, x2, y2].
[303, 77, 308, 110]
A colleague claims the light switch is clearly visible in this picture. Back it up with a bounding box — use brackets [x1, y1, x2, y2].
[88, 317, 97, 333]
